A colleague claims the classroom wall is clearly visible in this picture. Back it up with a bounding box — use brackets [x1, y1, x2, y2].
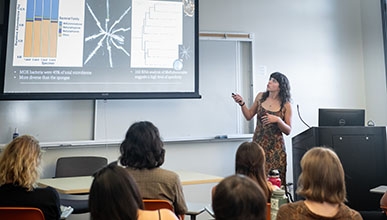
[2, 1, 387, 219]
[361, 0, 387, 124]
[200, 0, 387, 187]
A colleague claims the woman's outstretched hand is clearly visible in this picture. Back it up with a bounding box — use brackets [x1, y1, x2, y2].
[232, 93, 244, 105]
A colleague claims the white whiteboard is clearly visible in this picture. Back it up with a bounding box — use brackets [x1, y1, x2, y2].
[95, 39, 253, 140]
[0, 100, 94, 143]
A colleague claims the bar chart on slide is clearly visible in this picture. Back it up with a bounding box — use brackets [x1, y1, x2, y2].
[12, 0, 85, 67]
[23, 0, 59, 58]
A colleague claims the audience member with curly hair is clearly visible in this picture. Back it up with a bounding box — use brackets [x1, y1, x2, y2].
[0, 135, 61, 220]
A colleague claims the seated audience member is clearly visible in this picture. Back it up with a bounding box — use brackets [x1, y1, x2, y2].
[358, 191, 387, 220]
[235, 141, 278, 202]
[0, 135, 61, 220]
[378, 192, 387, 217]
[276, 147, 363, 220]
[212, 174, 267, 220]
[119, 121, 187, 220]
[89, 163, 178, 220]
[381, 191, 387, 212]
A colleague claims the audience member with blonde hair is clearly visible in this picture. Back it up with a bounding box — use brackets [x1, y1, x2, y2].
[276, 147, 362, 220]
[235, 141, 277, 201]
[0, 135, 61, 220]
[212, 174, 267, 220]
[89, 163, 178, 220]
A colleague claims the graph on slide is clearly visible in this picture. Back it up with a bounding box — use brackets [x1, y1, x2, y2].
[13, 0, 85, 67]
[24, 0, 59, 58]
[131, 0, 183, 68]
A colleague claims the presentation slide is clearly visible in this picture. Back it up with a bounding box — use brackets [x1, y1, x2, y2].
[2, 0, 197, 98]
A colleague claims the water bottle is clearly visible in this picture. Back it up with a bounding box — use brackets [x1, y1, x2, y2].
[268, 169, 281, 188]
[12, 128, 19, 139]
[270, 188, 288, 220]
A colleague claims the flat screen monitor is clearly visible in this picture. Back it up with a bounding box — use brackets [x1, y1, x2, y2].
[318, 108, 365, 126]
[0, 0, 199, 100]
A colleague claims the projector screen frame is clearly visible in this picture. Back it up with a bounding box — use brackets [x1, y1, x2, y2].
[0, 0, 200, 100]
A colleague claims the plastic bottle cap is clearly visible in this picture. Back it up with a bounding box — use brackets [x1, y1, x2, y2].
[269, 169, 280, 176]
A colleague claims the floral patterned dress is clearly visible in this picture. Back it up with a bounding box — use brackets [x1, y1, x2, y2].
[253, 100, 287, 185]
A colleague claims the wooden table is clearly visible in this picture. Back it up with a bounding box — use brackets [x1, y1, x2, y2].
[38, 170, 223, 194]
[177, 170, 223, 185]
[38, 176, 92, 194]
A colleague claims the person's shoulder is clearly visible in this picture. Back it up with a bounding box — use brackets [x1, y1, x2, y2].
[338, 204, 363, 219]
[140, 167, 180, 182]
[277, 201, 301, 220]
[35, 186, 57, 193]
[35, 186, 60, 199]
[254, 92, 264, 103]
[283, 102, 292, 109]
[138, 209, 178, 220]
[157, 168, 179, 179]
[381, 191, 387, 206]
[277, 201, 305, 220]
[159, 208, 179, 220]
[279, 200, 304, 210]
[278, 200, 307, 215]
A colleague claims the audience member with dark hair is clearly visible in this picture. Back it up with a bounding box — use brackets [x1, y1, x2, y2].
[276, 147, 363, 220]
[235, 141, 278, 202]
[0, 135, 61, 220]
[89, 163, 178, 220]
[212, 174, 267, 220]
[119, 121, 187, 220]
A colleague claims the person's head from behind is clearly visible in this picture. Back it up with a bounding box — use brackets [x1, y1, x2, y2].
[89, 163, 144, 220]
[235, 142, 269, 200]
[212, 174, 267, 220]
[0, 135, 41, 191]
[119, 121, 165, 169]
[296, 146, 346, 203]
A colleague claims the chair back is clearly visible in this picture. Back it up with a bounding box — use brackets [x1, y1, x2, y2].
[143, 199, 174, 212]
[0, 207, 45, 220]
[266, 203, 271, 220]
[55, 156, 107, 214]
[55, 156, 108, 178]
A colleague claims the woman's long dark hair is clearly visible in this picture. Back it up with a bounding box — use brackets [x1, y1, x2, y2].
[89, 163, 144, 220]
[260, 72, 291, 108]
